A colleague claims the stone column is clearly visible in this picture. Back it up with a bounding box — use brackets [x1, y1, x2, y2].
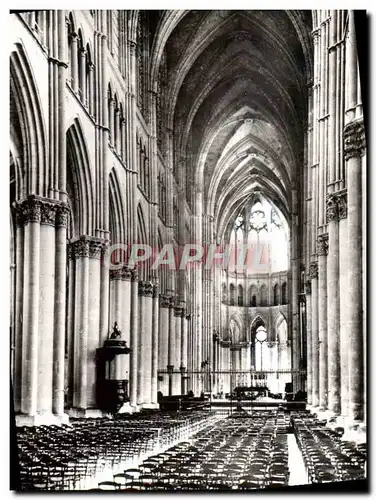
[326, 195, 341, 417]
[158, 295, 170, 396]
[310, 261, 319, 408]
[129, 269, 138, 409]
[338, 191, 349, 422]
[305, 280, 312, 405]
[72, 238, 89, 410]
[151, 283, 159, 407]
[317, 234, 328, 412]
[69, 32, 78, 91]
[137, 281, 153, 407]
[79, 47, 86, 103]
[19, 200, 41, 418]
[185, 314, 192, 393]
[180, 308, 187, 394]
[52, 205, 69, 419]
[344, 119, 365, 427]
[37, 204, 57, 417]
[87, 62, 95, 114]
[167, 298, 176, 395]
[174, 305, 183, 394]
[13, 222, 24, 413]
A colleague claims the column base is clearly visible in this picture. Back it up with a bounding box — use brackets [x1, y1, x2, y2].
[118, 402, 135, 414]
[141, 402, 160, 410]
[16, 412, 70, 427]
[342, 421, 367, 444]
[323, 410, 339, 426]
[307, 405, 320, 415]
[131, 404, 141, 413]
[315, 408, 332, 422]
[66, 408, 111, 419]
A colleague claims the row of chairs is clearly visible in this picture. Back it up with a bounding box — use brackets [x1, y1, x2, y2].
[291, 413, 366, 484]
[96, 412, 291, 491]
[17, 409, 216, 491]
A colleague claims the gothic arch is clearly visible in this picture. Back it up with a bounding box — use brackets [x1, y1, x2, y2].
[109, 167, 127, 245]
[250, 314, 268, 342]
[66, 118, 94, 237]
[229, 315, 243, 344]
[10, 42, 47, 197]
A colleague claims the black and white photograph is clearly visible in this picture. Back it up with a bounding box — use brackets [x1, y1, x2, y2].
[8, 7, 368, 492]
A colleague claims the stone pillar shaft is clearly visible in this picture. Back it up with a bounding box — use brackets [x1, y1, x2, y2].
[52, 218, 68, 416]
[21, 220, 40, 416]
[130, 270, 138, 407]
[326, 196, 341, 415]
[317, 234, 328, 410]
[137, 281, 153, 406]
[310, 262, 319, 407]
[305, 282, 312, 405]
[151, 285, 159, 405]
[344, 120, 365, 422]
[158, 296, 170, 396]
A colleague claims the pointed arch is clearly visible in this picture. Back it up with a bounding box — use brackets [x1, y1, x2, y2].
[249, 283, 257, 307]
[109, 166, 127, 245]
[137, 203, 148, 245]
[273, 283, 280, 305]
[237, 284, 244, 306]
[66, 118, 94, 236]
[229, 283, 235, 306]
[260, 284, 268, 306]
[10, 42, 47, 197]
[229, 315, 242, 344]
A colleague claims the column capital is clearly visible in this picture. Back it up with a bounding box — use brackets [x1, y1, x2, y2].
[69, 235, 108, 259]
[109, 266, 133, 281]
[128, 39, 137, 55]
[131, 268, 138, 282]
[326, 193, 339, 223]
[309, 261, 319, 280]
[56, 204, 70, 227]
[174, 305, 184, 317]
[138, 280, 154, 297]
[317, 233, 329, 256]
[159, 294, 171, 308]
[12, 195, 70, 228]
[343, 119, 366, 160]
[337, 189, 348, 220]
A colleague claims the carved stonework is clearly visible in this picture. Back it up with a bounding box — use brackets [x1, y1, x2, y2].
[71, 237, 90, 258]
[110, 266, 133, 281]
[131, 268, 138, 282]
[326, 194, 339, 223]
[305, 280, 311, 295]
[159, 294, 171, 308]
[317, 234, 329, 256]
[174, 305, 183, 317]
[337, 190, 348, 220]
[14, 196, 71, 229]
[344, 119, 366, 160]
[152, 283, 159, 298]
[128, 40, 137, 56]
[40, 202, 57, 226]
[89, 238, 105, 259]
[56, 204, 70, 228]
[138, 280, 154, 297]
[69, 236, 107, 259]
[14, 196, 41, 225]
[67, 242, 74, 260]
[309, 261, 318, 280]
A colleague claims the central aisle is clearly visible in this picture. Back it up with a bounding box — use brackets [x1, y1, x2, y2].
[287, 433, 309, 486]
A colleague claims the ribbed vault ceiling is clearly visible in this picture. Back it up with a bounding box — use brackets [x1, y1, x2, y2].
[154, 9, 312, 241]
